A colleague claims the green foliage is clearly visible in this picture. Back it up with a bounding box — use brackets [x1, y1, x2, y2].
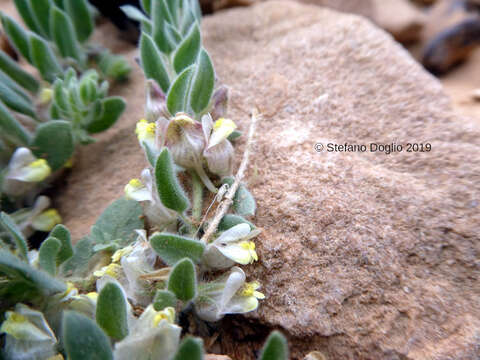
[0, 249, 66, 307]
[153, 289, 177, 311]
[259, 331, 288, 360]
[31, 120, 74, 171]
[96, 282, 129, 341]
[38, 236, 62, 275]
[0, 212, 28, 260]
[167, 258, 197, 302]
[29, 33, 63, 83]
[62, 311, 113, 360]
[90, 198, 144, 250]
[222, 177, 256, 216]
[140, 33, 170, 93]
[0, 100, 31, 146]
[0, 50, 39, 93]
[150, 233, 205, 266]
[173, 24, 200, 73]
[155, 148, 190, 213]
[50, 6, 84, 64]
[218, 214, 255, 231]
[0, 13, 32, 62]
[0, 80, 36, 118]
[63, 0, 94, 43]
[174, 337, 204, 360]
[86, 97, 126, 134]
[49, 224, 73, 265]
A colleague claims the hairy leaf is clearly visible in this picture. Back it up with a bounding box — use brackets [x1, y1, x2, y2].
[38, 236, 61, 275]
[50, 6, 83, 63]
[174, 337, 204, 360]
[0, 13, 32, 62]
[87, 97, 126, 134]
[173, 24, 200, 74]
[153, 289, 177, 311]
[49, 224, 73, 265]
[140, 33, 170, 93]
[150, 233, 205, 266]
[0, 50, 39, 93]
[188, 49, 214, 115]
[259, 331, 288, 360]
[166, 65, 194, 115]
[167, 258, 196, 302]
[64, 0, 93, 43]
[29, 33, 63, 83]
[0, 212, 28, 260]
[0, 80, 35, 118]
[96, 282, 129, 341]
[0, 100, 31, 145]
[155, 148, 190, 213]
[31, 121, 74, 171]
[63, 311, 113, 360]
[29, 0, 52, 38]
[13, 0, 42, 35]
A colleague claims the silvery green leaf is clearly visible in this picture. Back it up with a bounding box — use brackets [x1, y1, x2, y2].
[38, 236, 61, 275]
[29, 0, 52, 38]
[180, 8, 196, 35]
[87, 97, 126, 134]
[189, 50, 214, 115]
[0, 249, 66, 306]
[49, 224, 73, 265]
[91, 198, 143, 246]
[120, 5, 149, 23]
[62, 311, 113, 360]
[259, 331, 288, 360]
[153, 289, 177, 311]
[50, 6, 83, 64]
[174, 337, 204, 360]
[59, 236, 94, 277]
[155, 148, 190, 213]
[141, 0, 151, 15]
[166, 65, 194, 115]
[218, 214, 254, 232]
[64, 0, 93, 43]
[152, 0, 175, 53]
[79, 78, 97, 105]
[0, 100, 31, 146]
[228, 130, 242, 141]
[0, 13, 32, 62]
[53, 0, 64, 9]
[150, 233, 205, 266]
[140, 33, 170, 93]
[13, 0, 42, 35]
[0, 81, 36, 118]
[0, 212, 28, 260]
[222, 178, 257, 216]
[98, 51, 132, 81]
[173, 24, 200, 74]
[190, 0, 202, 22]
[29, 34, 63, 83]
[52, 79, 70, 113]
[165, 23, 182, 45]
[31, 121, 74, 171]
[0, 70, 31, 103]
[96, 282, 129, 341]
[0, 50, 39, 93]
[167, 258, 197, 302]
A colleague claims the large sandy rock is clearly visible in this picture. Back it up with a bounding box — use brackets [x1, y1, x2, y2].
[200, 2, 480, 359]
[53, 1, 480, 359]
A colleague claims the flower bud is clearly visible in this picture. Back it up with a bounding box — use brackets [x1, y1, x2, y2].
[203, 117, 236, 177]
[31, 209, 62, 232]
[3, 148, 52, 196]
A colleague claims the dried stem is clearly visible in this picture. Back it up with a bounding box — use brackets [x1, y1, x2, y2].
[200, 109, 259, 244]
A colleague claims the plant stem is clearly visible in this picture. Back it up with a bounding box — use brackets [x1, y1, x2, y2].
[199, 109, 258, 244]
[190, 170, 203, 224]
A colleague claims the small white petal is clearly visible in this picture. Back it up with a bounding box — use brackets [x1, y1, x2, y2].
[214, 223, 252, 244]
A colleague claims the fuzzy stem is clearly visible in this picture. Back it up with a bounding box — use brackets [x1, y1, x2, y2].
[190, 170, 203, 223]
[199, 109, 258, 244]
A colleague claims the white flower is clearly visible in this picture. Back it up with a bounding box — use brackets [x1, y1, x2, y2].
[203, 223, 260, 269]
[194, 267, 265, 322]
[113, 305, 181, 360]
[124, 169, 177, 229]
[2, 147, 51, 196]
[0, 304, 57, 360]
[202, 115, 236, 177]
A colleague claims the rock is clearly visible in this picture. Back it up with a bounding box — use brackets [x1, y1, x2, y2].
[199, 2, 480, 359]
[51, 1, 480, 359]
[421, 0, 480, 74]
[371, 0, 427, 43]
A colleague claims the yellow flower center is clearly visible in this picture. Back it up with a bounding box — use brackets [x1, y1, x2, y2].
[128, 178, 143, 188]
[240, 241, 255, 251]
[152, 307, 175, 326]
[213, 118, 236, 132]
[135, 119, 156, 141]
[29, 159, 48, 168]
[93, 263, 122, 278]
[86, 292, 98, 301]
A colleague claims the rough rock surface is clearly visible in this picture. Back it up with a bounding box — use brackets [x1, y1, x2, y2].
[50, 1, 480, 359]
